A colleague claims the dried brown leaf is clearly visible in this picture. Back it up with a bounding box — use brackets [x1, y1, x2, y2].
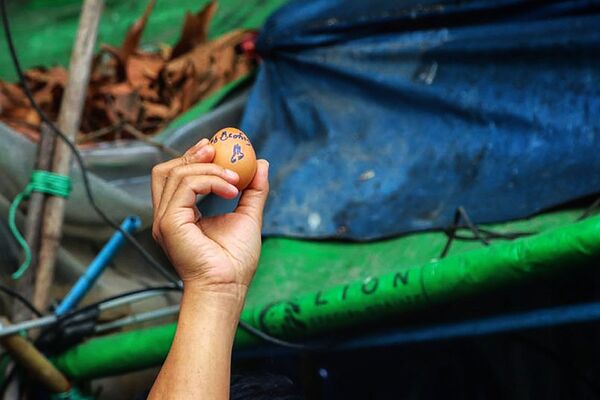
[138, 85, 160, 102]
[158, 43, 172, 60]
[30, 68, 67, 110]
[0, 83, 25, 110]
[180, 76, 196, 111]
[6, 107, 33, 121]
[24, 109, 41, 126]
[162, 57, 196, 88]
[208, 29, 249, 49]
[171, 1, 218, 59]
[25, 67, 67, 86]
[113, 92, 142, 124]
[33, 89, 53, 107]
[127, 54, 164, 89]
[168, 94, 182, 117]
[103, 103, 119, 126]
[212, 45, 235, 79]
[118, 0, 156, 64]
[232, 56, 253, 79]
[0, 91, 11, 112]
[164, 29, 248, 85]
[6, 120, 40, 142]
[99, 82, 134, 97]
[143, 101, 171, 120]
[0, 3, 256, 144]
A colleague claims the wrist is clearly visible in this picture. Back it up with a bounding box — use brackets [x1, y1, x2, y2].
[182, 281, 248, 316]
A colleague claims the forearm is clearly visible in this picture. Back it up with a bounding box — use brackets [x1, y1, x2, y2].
[148, 284, 246, 400]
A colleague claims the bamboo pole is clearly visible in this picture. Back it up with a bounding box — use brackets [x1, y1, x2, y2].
[33, 0, 104, 311]
[12, 125, 55, 321]
[0, 318, 70, 393]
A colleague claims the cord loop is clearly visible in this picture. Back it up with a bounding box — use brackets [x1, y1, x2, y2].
[8, 170, 72, 280]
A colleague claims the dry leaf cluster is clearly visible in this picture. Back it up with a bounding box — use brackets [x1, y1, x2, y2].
[0, 0, 256, 144]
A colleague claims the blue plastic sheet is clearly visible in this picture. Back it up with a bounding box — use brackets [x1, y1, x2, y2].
[212, 0, 600, 240]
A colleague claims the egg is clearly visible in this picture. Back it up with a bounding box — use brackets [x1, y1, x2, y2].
[209, 127, 257, 191]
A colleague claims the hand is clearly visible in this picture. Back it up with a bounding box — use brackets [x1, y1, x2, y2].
[151, 138, 269, 301]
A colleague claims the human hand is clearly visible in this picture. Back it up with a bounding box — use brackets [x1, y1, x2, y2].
[151, 138, 269, 302]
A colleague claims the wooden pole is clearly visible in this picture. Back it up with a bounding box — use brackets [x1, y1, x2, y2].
[33, 0, 104, 311]
[0, 318, 71, 393]
[12, 125, 55, 321]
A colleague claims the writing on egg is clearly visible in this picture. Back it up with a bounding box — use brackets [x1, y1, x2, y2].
[209, 130, 251, 145]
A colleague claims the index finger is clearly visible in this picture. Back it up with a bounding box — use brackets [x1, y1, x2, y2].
[151, 138, 214, 210]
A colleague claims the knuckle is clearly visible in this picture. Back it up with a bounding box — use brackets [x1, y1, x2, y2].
[158, 218, 172, 235]
[151, 225, 160, 242]
[182, 154, 193, 165]
[203, 164, 224, 178]
[169, 165, 186, 180]
[151, 164, 164, 178]
[195, 163, 222, 176]
[210, 163, 224, 173]
[181, 175, 196, 187]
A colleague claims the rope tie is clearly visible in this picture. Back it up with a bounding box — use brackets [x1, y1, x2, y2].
[8, 170, 72, 280]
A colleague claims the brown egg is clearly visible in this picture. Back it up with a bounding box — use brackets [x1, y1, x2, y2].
[209, 127, 257, 191]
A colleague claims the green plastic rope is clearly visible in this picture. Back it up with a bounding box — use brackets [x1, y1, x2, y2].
[8, 170, 72, 280]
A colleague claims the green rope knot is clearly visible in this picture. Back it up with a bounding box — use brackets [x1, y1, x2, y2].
[8, 170, 72, 280]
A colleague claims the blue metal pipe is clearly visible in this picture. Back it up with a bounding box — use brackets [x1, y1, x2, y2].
[340, 301, 600, 350]
[55, 216, 141, 316]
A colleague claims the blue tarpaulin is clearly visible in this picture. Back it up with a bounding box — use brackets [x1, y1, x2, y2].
[207, 0, 600, 240]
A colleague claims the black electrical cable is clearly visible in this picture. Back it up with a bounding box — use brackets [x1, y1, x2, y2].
[0, 284, 42, 317]
[0, 0, 179, 286]
[237, 321, 325, 351]
[440, 206, 488, 258]
[84, 288, 325, 350]
[34, 285, 183, 351]
[49, 285, 322, 351]
[453, 227, 534, 241]
[439, 206, 537, 258]
[578, 196, 600, 221]
[441, 195, 600, 255]
[50, 286, 183, 329]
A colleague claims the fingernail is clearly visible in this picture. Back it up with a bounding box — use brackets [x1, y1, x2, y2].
[196, 138, 209, 146]
[225, 169, 238, 179]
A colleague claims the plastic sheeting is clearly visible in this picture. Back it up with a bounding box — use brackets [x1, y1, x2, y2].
[236, 0, 600, 240]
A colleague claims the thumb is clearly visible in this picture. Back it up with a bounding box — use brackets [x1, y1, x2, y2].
[234, 159, 269, 225]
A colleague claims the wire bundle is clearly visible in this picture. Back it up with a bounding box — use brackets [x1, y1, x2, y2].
[8, 170, 72, 279]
